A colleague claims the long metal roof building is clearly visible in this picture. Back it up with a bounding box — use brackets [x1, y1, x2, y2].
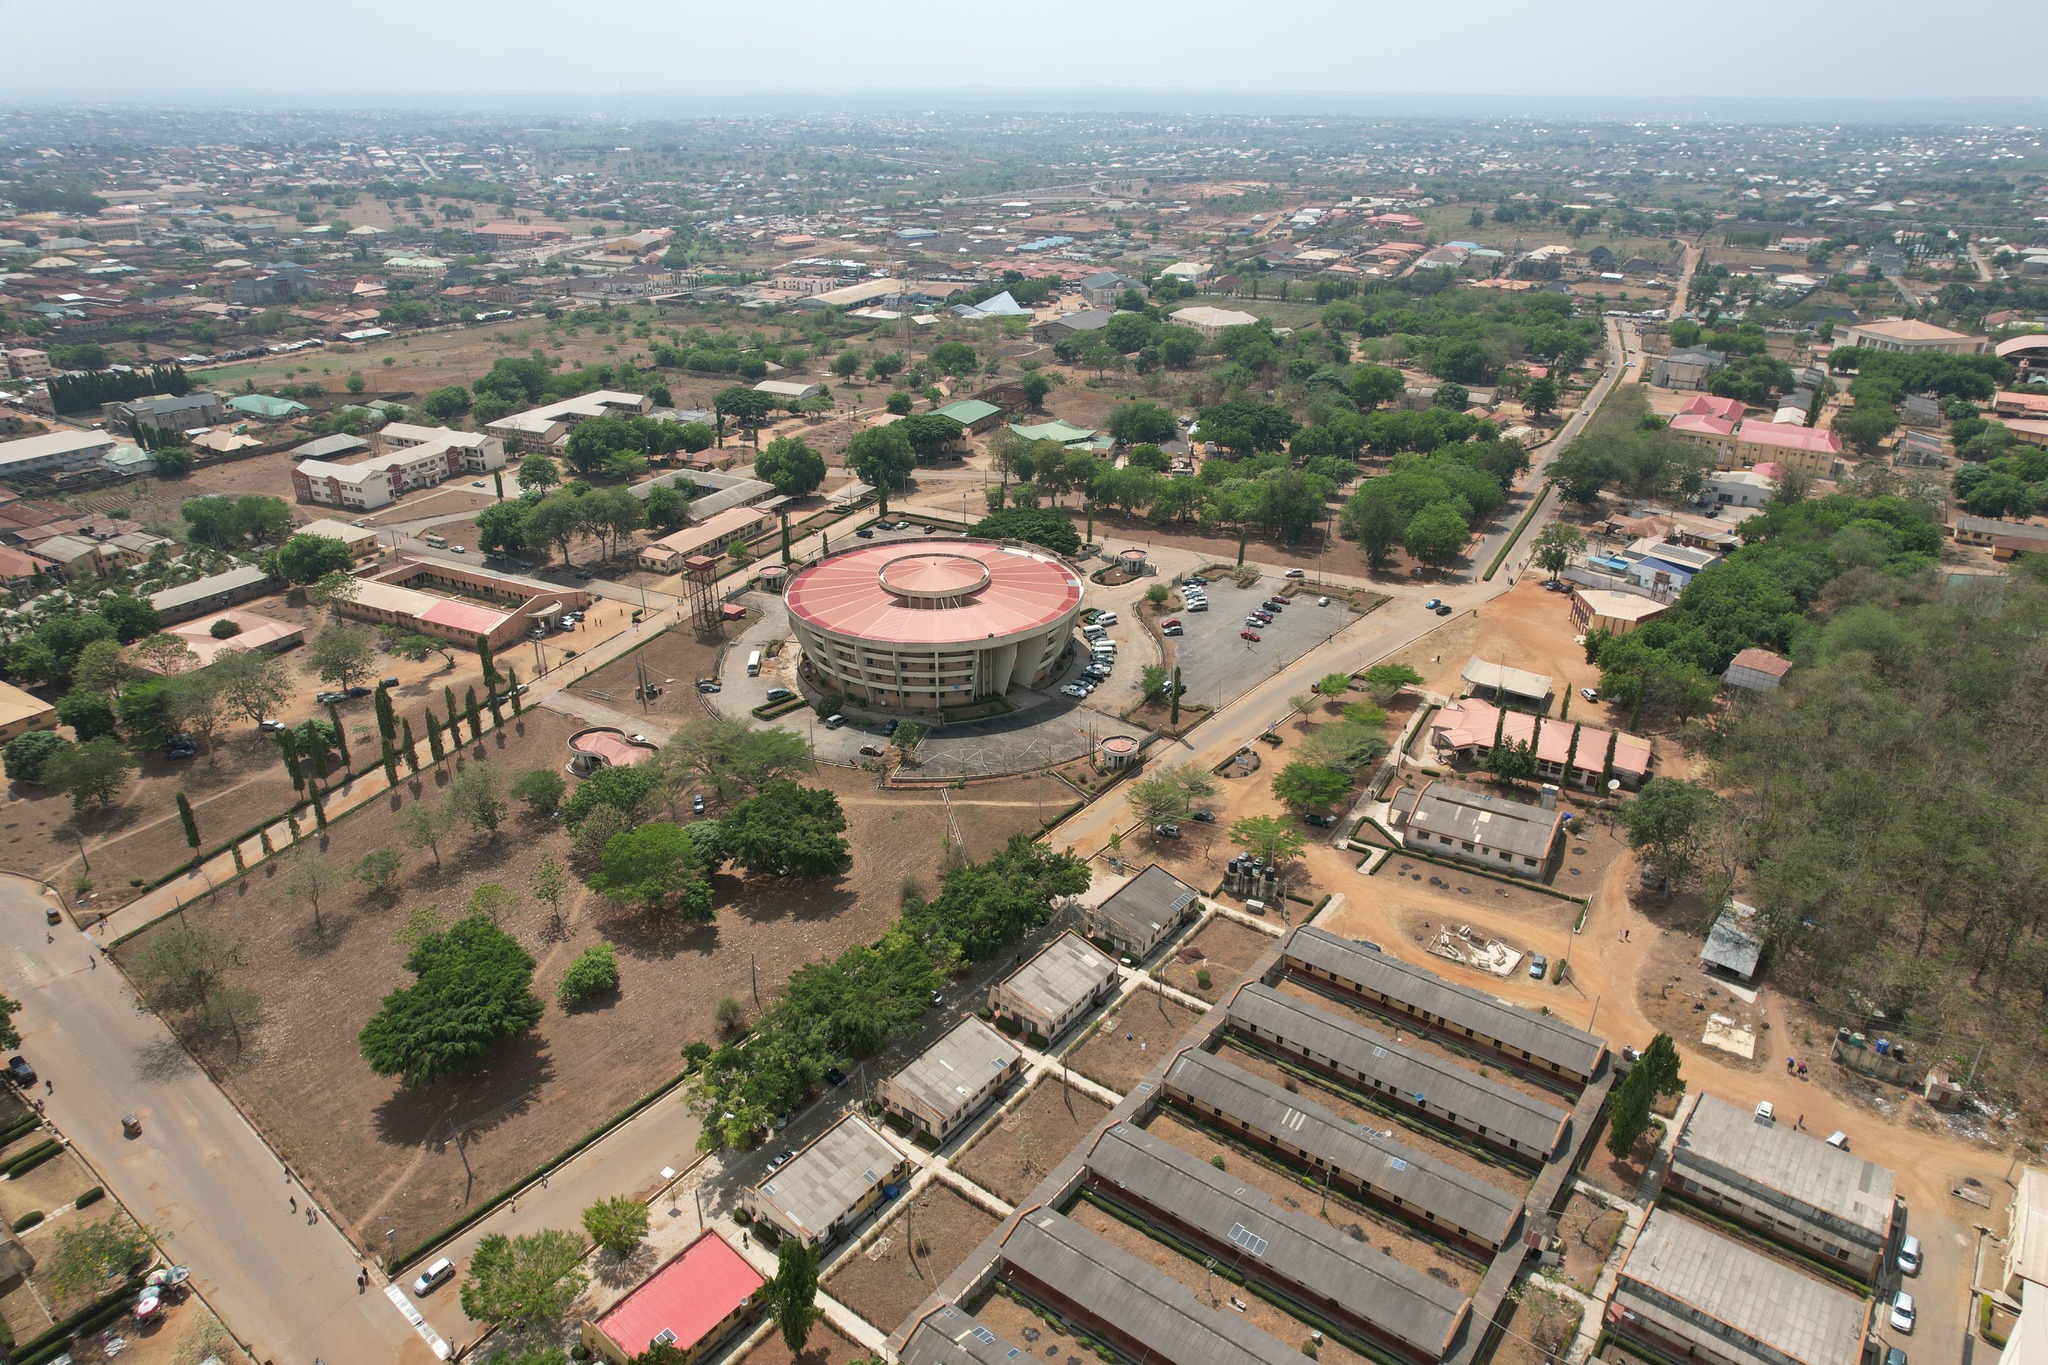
[997, 1208, 1301, 1365]
[1674, 1095, 1897, 1246]
[1162, 1048, 1522, 1250]
[898, 1305, 1026, 1364]
[1083, 1122, 1471, 1363]
[1225, 982, 1570, 1158]
[1283, 926, 1607, 1082]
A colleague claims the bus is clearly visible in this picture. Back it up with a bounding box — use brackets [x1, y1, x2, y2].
[746, 650, 762, 677]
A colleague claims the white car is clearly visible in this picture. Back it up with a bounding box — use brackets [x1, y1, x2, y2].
[1062, 684, 1088, 698]
[413, 1257, 455, 1296]
[1284, 568, 1306, 579]
[1897, 1235, 1922, 1276]
[1889, 1291, 1915, 1333]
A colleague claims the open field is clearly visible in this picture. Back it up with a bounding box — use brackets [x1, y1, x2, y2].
[1153, 916, 1274, 1003]
[1142, 1109, 1483, 1292]
[113, 710, 1046, 1251]
[735, 1319, 871, 1365]
[1064, 992, 1206, 1095]
[969, 1287, 1097, 1363]
[825, 1182, 1001, 1333]
[1557, 1187, 1627, 1293]
[954, 1079, 1109, 1207]
[1065, 1197, 1364, 1364]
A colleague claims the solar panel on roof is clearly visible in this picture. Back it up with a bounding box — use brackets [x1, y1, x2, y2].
[1227, 1222, 1270, 1257]
[1169, 890, 1197, 913]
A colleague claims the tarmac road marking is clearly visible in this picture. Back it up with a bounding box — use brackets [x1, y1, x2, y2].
[383, 1283, 451, 1360]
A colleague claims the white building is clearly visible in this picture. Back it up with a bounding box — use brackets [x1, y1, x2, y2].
[291, 427, 505, 510]
[1169, 305, 1259, 340]
[0, 428, 116, 479]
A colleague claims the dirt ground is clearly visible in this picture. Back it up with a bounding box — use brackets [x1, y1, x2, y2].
[1153, 916, 1276, 1003]
[968, 1287, 1100, 1363]
[1065, 993, 1207, 1095]
[1557, 1188, 1627, 1293]
[954, 1080, 1110, 1207]
[825, 1183, 1001, 1333]
[1213, 1041, 1532, 1198]
[734, 1319, 872, 1365]
[1580, 1119, 1662, 1203]
[1491, 1281, 1584, 1365]
[1141, 1109, 1483, 1294]
[1065, 1199, 1360, 1363]
[113, 710, 1045, 1252]
[567, 630, 727, 724]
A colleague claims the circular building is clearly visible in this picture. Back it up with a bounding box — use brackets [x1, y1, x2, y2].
[785, 537, 1084, 711]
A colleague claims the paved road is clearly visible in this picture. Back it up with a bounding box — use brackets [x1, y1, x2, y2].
[0, 876, 436, 1365]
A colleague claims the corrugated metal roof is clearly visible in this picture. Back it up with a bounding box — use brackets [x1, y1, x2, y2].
[998, 1209, 1301, 1365]
[1163, 1049, 1521, 1247]
[1617, 1210, 1870, 1365]
[993, 930, 1119, 1024]
[1285, 927, 1607, 1078]
[1089, 864, 1200, 946]
[899, 1306, 1026, 1364]
[1084, 1123, 1470, 1358]
[750, 1115, 904, 1237]
[1225, 983, 1569, 1156]
[881, 1016, 1020, 1125]
[1674, 1096, 1896, 1241]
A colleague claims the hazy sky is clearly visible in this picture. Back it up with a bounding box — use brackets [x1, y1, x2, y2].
[5, 0, 2041, 109]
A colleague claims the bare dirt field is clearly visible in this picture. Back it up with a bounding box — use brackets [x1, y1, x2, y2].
[1581, 1117, 1661, 1202]
[567, 631, 727, 725]
[114, 709, 1045, 1253]
[1142, 1109, 1483, 1293]
[1153, 916, 1276, 1003]
[954, 1080, 1110, 1207]
[735, 1319, 871, 1365]
[1065, 993, 1207, 1095]
[1213, 1040, 1532, 1197]
[825, 1183, 1001, 1333]
[1557, 1187, 1627, 1293]
[969, 1287, 1098, 1362]
[1065, 1198, 1360, 1363]
[1491, 1282, 1584, 1365]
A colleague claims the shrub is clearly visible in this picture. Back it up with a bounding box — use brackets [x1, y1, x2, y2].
[73, 1187, 103, 1209]
[1195, 967, 1212, 988]
[208, 617, 242, 639]
[12, 1212, 41, 1232]
[715, 996, 748, 1036]
[681, 1041, 712, 1070]
[556, 943, 620, 1008]
[1210, 1154, 1226, 1170]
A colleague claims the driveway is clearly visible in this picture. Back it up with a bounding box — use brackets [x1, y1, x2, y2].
[0, 877, 435, 1364]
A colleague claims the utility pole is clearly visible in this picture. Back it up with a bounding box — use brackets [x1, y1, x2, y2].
[751, 952, 760, 1006]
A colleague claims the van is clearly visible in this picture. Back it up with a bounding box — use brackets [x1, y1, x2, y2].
[423, 534, 448, 549]
[746, 650, 762, 677]
[824, 714, 846, 729]
[1096, 611, 1118, 625]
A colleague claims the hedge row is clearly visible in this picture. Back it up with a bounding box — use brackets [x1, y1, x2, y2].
[11, 1282, 141, 1364]
[3, 1139, 62, 1179]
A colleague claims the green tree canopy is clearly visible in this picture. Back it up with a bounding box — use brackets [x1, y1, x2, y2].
[721, 781, 850, 877]
[590, 822, 714, 921]
[459, 1228, 589, 1330]
[359, 914, 545, 1085]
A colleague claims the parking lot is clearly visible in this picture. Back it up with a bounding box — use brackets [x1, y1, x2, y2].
[1162, 572, 1357, 712]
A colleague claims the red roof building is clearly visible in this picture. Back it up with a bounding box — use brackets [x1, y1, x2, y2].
[581, 1231, 762, 1365]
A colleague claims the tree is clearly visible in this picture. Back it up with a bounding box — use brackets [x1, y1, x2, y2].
[1532, 521, 1587, 580]
[1606, 1032, 1684, 1158]
[448, 759, 508, 835]
[1523, 375, 1560, 419]
[384, 630, 457, 670]
[44, 1214, 156, 1306]
[1229, 815, 1307, 868]
[354, 849, 403, 899]
[722, 782, 850, 877]
[275, 532, 355, 585]
[459, 1228, 589, 1330]
[305, 622, 377, 691]
[901, 834, 1090, 963]
[421, 385, 472, 421]
[131, 925, 253, 1041]
[44, 736, 135, 813]
[581, 1194, 648, 1253]
[971, 506, 1079, 555]
[72, 638, 129, 695]
[130, 633, 196, 678]
[1272, 761, 1351, 812]
[56, 689, 117, 742]
[558, 943, 620, 1008]
[0, 994, 19, 1051]
[531, 858, 570, 938]
[1106, 400, 1178, 446]
[846, 424, 915, 512]
[1834, 401, 1900, 457]
[512, 767, 566, 817]
[518, 453, 561, 493]
[4, 730, 69, 785]
[1347, 496, 1406, 573]
[288, 853, 340, 931]
[768, 1237, 823, 1355]
[1484, 739, 1539, 786]
[360, 915, 546, 1086]
[213, 647, 292, 725]
[1403, 503, 1469, 569]
[643, 484, 690, 532]
[402, 802, 448, 867]
[1127, 763, 1217, 826]
[1349, 365, 1405, 411]
[591, 822, 714, 921]
[755, 435, 826, 497]
[1615, 778, 1723, 898]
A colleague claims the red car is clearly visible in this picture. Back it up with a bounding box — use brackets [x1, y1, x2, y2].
[1161, 618, 1181, 628]
[1240, 630, 1261, 642]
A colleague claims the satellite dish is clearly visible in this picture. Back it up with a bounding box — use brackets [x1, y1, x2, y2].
[1608, 779, 1621, 792]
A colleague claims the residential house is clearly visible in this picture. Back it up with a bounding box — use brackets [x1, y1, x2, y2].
[295, 518, 384, 561]
[1839, 318, 1987, 355]
[1569, 587, 1667, 637]
[987, 930, 1120, 1042]
[1168, 305, 1258, 339]
[1082, 864, 1201, 960]
[743, 1114, 909, 1247]
[1033, 309, 1112, 342]
[1722, 647, 1792, 694]
[877, 1017, 1022, 1143]
[227, 394, 309, 423]
[1078, 271, 1141, 307]
[579, 1231, 760, 1365]
[2, 349, 51, 380]
[0, 680, 56, 744]
[1425, 700, 1653, 792]
[1388, 780, 1566, 878]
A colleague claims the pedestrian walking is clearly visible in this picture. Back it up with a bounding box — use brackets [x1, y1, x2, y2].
[43, 1080, 51, 1095]
[289, 1196, 297, 1213]
[45, 932, 52, 944]
[87, 956, 94, 970]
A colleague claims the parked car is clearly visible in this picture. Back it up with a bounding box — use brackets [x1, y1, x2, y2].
[572, 569, 592, 581]
[163, 738, 197, 761]
[345, 686, 373, 699]
[1897, 1235, 1922, 1276]
[448, 545, 466, 554]
[1240, 630, 1261, 642]
[259, 719, 287, 733]
[1528, 954, 1548, 979]
[1162, 625, 1182, 636]
[859, 744, 885, 757]
[922, 525, 936, 534]
[765, 687, 794, 702]
[1062, 684, 1088, 697]
[314, 690, 347, 704]
[1284, 568, 1306, 579]
[1826, 1130, 1849, 1151]
[1186, 575, 1207, 586]
[1161, 618, 1181, 628]
[765, 1148, 797, 1172]
[856, 527, 875, 539]
[1884, 1348, 1907, 1365]
[1435, 605, 1452, 616]
[1754, 1100, 1775, 1123]
[1303, 813, 1335, 828]
[1258, 732, 1282, 746]
[1580, 687, 1600, 702]
[1191, 810, 1216, 823]
[1317, 596, 1330, 606]
[692, 793, 706, 816]
[1153, 823, 1181, 838]
[1889, 1292, 1916, 1334]
[825, 1067, 848, 1088]
[1424, 598, 1441, 611]
[413, 1258, 455, 1297]
[5, 1056, 34, 1087]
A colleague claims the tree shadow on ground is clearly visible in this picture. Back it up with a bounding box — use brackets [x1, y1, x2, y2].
[368, 1031, 555, 1148]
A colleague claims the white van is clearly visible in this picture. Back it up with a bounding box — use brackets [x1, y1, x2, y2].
[746, 650, 762, 677]
[824, 714, 846, 729]
[423, 534, 448, 549]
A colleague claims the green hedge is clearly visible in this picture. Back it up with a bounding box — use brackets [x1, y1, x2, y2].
[750, 695, 808, 720]
[74, 1186, 103, 1208]
[11, 1282, 141, 1363]
[11, 1211, 40, 1231]
[0, 1114, 43, 1147]
[1483, 481, 1551, 582]
[3, 1139, 62, 1178]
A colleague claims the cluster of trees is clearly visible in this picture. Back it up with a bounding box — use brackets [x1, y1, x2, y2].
[359, 913, 544, 1085]
[476, 483, 648, 566]
[560, 414, 706, 478]
[1825, 346, 2010, 402]
[1549, 390, 1711, 507]
[1952, 443, 2048, 520]
[5, 593, 161, 687]
[1586, 494, 1944, 724]
[181, 494, 294, 551]
[1317, 287, 1601, 381]
[753, 436, 827, 498]
[690, 833, 1086, 1151]
[1052, 312, 1202, 374]
[46, 363, 190, 416]
[1338, 440, 1528, 571]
